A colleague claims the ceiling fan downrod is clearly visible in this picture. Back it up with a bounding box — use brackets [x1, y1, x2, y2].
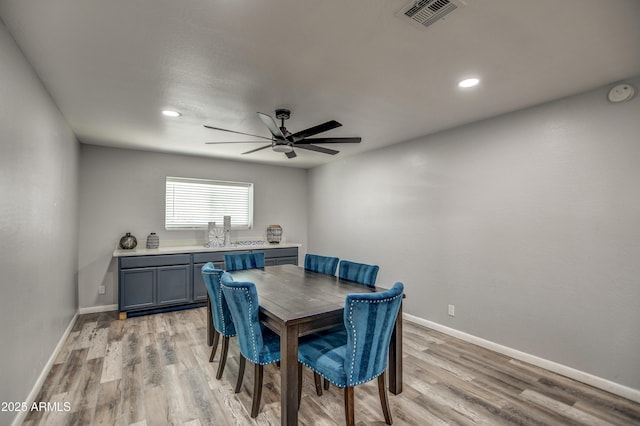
[275, 108, 291, 134]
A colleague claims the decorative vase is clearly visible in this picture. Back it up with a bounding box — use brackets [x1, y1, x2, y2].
[266, 225, 283, 244]
[223, 216, 231, 246]
[146, 232, 159, 249]
[119, 232, 137, 249]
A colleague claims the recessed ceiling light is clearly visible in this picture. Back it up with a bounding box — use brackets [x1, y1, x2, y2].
[162, 110, 182, 117]
[458, 78, 480, 88]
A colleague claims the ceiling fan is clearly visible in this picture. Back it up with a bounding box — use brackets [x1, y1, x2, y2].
[204, 109, 361, 159]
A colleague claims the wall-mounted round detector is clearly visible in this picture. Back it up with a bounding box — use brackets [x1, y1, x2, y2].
[607, 84, 636, 103]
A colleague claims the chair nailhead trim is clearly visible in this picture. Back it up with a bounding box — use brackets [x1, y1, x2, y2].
[224, 285, 259, 363]
[348, 304, 357, 384]
[298, 360, 383, 388]
[216, 272, 227, 334]
[221, 281, 280, 366]
[204, 271, 235, 337]
[346, 293, 402, 386]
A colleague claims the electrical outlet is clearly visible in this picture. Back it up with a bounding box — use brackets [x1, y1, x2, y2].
[98, 285, 106, 295]
[448, 304, 455, 316]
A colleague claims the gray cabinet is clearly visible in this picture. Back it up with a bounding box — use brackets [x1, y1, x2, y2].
[192, 251, 227, 304]
[119, 254, 191, 315]
[118, 246, 298, 317]
[119, 268, 155, 310]
[192, 263, 212, 302]
[264, 247, 299, 266]
[157, 265, 191, 305]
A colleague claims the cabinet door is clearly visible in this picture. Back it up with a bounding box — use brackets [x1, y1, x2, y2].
[157, 265, 191, 306]
[120, 268, 155, 311]
[275, 256, 298, 266]
[193, 262, 224, 302]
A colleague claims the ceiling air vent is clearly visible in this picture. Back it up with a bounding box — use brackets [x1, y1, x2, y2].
[396, 0, 464, 30]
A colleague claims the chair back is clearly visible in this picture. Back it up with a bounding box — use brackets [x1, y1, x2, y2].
[224, 252, 265, 271]
[338, 260, 379, 286]
[220, 272, 264, 364]
[201, 263, 235, 337]
[343, 282, 403, 387]
[304, 253, 339, 275]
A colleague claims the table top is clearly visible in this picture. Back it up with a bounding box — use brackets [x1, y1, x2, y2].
[227, 264, 385, 327]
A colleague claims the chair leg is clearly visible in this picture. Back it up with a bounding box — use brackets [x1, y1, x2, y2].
[216, 336, 230, 380]
[209, 329, 220, 362]
[251, 363, 264, 418]
[344, 387, 355, 426]
[298, 362, 303, 407]
[235, 355, 246, 393]
[378, 372, 393, 425]
[314, 372, 323, 396]
[324, 378, 330, 390]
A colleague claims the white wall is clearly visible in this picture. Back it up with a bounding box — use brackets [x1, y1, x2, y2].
[0, 22, 79, 425]
[78, 145, 308, 309]
[308, 77, 640, 391]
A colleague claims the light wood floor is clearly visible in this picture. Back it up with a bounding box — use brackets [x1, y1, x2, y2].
[23, 308, 640, 426]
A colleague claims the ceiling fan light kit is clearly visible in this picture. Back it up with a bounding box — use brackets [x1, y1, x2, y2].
[162, 109, 182, 117]
[272, 143, 294, 153]
[204, 109, 361, 159]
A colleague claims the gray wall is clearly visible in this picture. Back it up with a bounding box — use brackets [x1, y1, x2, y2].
[308, 77, 640, 390]
[0, 22, 79, 424]
[78, 145, 308, 309]
[2, 6, 637, 409]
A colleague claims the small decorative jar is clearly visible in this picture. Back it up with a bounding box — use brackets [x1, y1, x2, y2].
[266, 225, 283, 244]
[146, 232, 159, 249]
[119, 232, 138, 249]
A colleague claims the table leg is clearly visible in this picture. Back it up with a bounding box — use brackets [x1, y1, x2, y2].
[389, 301, 403, 395]
[280, 324, 299, 425]
[207, 295, 213, 346]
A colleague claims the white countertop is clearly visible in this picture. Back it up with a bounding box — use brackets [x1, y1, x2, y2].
[113, 242, 301, 257]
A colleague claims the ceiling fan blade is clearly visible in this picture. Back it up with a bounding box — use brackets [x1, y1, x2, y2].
[295, 144, 339, 155]
[296, 137, 361, 144]
[205, 140, 267, 144]
[289, 120, 342, 141]
[242, 144, 272, 155]
[257, 112, 287, 140]
[203, 124, 272, 140]
[285, 150, 297, 159]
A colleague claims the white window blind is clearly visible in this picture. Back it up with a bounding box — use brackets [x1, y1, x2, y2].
[165, 177, 253, 230]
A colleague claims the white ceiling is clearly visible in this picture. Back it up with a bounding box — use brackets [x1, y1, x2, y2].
[1, 0, 639, 168]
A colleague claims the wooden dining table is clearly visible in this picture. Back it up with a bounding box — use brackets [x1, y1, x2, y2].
[207, 263, 403, 426]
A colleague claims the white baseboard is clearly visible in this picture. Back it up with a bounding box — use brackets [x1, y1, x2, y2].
[403, 313, 640, 404]
[78, 304, 118, 315]
[12, 312, 78, 426]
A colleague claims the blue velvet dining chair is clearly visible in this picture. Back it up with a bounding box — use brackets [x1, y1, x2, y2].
[321, 259, 380, 391]
[220, 272, 281, 418]
[224, 252, 265, 271]
[338, 259, 379, 287]
[201, 263, 236, 380]
[304, 253, 339, 276]
[297, 282, 404, 426]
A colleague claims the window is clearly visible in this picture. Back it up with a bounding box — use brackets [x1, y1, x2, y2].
[165, 176, 253, 230]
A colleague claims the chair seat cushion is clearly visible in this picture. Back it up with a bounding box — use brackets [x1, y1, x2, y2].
[298, 330, 349, 387]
